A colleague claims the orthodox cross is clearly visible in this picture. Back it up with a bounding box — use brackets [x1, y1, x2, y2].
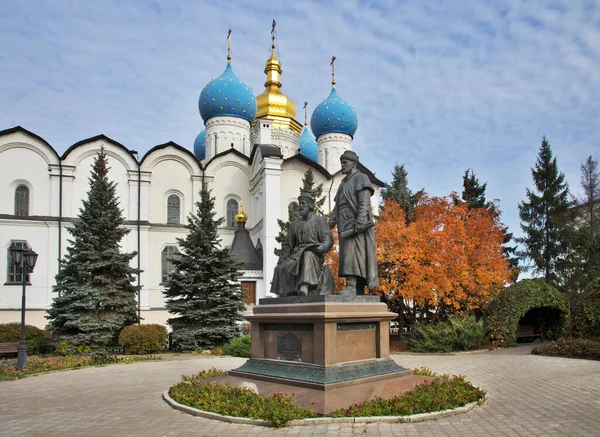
[330, 56, 336, 86]
[227, 29, 232, 61]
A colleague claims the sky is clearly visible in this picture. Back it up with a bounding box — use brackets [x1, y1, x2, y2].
[1, 0, 599, 250]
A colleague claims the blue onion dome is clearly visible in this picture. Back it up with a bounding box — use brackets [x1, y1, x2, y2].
[193, 130, 206, 160]
[299, 127, 318, 162]
[310, 87, 358, 139]
[198, 62, 257, 125]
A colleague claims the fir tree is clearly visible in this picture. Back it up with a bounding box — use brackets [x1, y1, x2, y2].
[274, 168, 327, 256]
[46, 148, 140, 349]
[163, 185, 245, 351]
[517, 136, 571, 285]
[459, 169, 519, 278]
[380, 163, 423, 223]
[577, 155, 600, 234]
[460, 169, 488, 209]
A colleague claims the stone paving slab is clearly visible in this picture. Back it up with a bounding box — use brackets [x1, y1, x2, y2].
[0, 345, 599, 436]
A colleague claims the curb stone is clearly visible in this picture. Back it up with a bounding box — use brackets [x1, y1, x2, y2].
[163, 390, 485, 427]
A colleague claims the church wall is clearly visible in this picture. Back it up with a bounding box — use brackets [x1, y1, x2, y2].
[204, 116, 251, 160]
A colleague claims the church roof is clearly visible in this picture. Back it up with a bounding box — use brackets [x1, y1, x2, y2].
[230, 222, 262, 270]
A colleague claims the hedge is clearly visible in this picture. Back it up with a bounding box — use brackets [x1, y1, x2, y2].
[0, 323, 48, 355]
[483, 278, 569, 347]
[118, 324, 167, 354]
[570, 283, 600, 339]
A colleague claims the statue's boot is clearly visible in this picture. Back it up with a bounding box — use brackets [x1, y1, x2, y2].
[297, 284, 309, 296]
[337, 276, 357, 296]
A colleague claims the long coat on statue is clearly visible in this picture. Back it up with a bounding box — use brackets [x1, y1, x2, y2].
[331, 170, 379, 288]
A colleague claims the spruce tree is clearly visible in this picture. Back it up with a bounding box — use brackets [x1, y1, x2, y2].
[461, 169, 488, 209]
[163, 185, 245, 351]
[274, 168, 326, 256]
[46, 148, 139, 349]
[380, 163, 423, 223]
[517, 136, 571, 285]
[460, 169, 519, 277]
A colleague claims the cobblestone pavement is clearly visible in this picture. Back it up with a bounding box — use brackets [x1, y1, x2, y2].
[1, 344, 599, 437]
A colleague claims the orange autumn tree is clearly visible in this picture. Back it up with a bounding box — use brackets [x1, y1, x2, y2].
[325, 231, 345, 292]
[376, 195, 511, 324]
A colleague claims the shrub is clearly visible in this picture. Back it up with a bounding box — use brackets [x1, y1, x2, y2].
[0, 323, 48, 355]
[570, 284, 600, 339]
[329, 374, 485, 417]
[118, 324, 167, 354]
[54, 341, 91, 356]
[484, 279, 569, 347]
[221, 335, 251, 357]
[406, 315, 486, 353]
[532, 338, 600, 360]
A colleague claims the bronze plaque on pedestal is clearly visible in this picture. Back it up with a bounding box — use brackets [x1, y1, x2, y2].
[277, 332, 302, 361]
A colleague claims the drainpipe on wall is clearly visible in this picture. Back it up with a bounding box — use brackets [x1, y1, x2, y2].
[136, 155, 141, 324]
[57, 161, 63, 296]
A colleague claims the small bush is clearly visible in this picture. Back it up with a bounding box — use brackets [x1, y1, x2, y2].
[54, 341, 91, 356]
[221, 335, 251, 357]
[118, 324, 167, 355]
[0, 323, 48, 355]
[532, 338, 600, 360]
[406, 315, 486, 353]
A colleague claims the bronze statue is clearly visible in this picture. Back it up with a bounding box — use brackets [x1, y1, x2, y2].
[329, 151, 379, 295]
[270, 192, 334, 296]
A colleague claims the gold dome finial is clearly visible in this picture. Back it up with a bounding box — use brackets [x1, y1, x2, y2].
[303, 101, 308, 126]
[330, 56, 336, 87]
[235, 201, 248, 223]
[254, 19, 302, 134]
[227, 29, 232, 62]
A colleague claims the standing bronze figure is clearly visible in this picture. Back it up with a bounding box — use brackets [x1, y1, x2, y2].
[329, 151, 379, 295]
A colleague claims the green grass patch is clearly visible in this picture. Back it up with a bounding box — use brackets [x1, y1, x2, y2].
[168, 368, 486, 427]
[0, 353, 160, 378]
[532, 338, 600, 360]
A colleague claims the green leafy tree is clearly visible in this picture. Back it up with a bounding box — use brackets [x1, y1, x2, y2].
[517, 136, 571, 285]
[274, 168, 326, 256]
[46, 148, 140, 349]
[380, 163, 423, 223]
[163, 185, 245, 351]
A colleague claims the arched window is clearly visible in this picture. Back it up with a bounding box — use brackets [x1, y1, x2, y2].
[167, 194, 181, 225]
[226, 199, 239, 227]
[14, 185, 29, 217]
[6, 241, 31, 284]
[161, 246, 180, 283]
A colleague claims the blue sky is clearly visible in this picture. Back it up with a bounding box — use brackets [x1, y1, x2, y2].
[1, 0, 599, 251]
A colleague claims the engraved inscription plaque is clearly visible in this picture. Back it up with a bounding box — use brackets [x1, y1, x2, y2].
[277, 332, 302, 361]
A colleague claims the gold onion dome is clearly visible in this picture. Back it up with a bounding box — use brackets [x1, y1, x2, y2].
[235, 204, 248, 223]
[254, 44, 303, 134]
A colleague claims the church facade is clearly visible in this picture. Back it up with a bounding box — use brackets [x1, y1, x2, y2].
[0, 38, 383, 329]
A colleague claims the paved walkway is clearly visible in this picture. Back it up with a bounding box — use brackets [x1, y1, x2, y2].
[1, 344, 599, 437]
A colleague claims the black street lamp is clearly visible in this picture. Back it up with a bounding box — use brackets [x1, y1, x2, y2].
[9, 247, 38, 371]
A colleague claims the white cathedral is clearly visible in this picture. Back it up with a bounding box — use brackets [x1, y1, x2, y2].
[0, 35, 383, 329]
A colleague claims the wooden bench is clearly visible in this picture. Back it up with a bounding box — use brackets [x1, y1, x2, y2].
[0, 342, 19, 355]
[515, 325, 542, 342]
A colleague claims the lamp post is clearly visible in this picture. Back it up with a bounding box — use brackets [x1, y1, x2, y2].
[10, 247, 38, 371]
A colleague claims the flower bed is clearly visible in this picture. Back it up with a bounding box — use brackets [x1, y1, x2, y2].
[168, 368, 486, 427]
[0, 353, 160, 378]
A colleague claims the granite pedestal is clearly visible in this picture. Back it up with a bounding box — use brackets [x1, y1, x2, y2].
[229, 295, 413, 413]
